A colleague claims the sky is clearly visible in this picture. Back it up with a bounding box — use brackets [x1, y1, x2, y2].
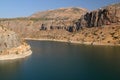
[0, 0, 119, 18]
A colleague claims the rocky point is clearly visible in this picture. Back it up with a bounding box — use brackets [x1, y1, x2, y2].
[0, 26, 32, 60]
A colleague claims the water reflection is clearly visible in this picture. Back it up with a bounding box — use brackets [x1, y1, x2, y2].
[0, 57, 30, 80]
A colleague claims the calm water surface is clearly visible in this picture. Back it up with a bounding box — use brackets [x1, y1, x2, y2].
[0, 40, 120, 80]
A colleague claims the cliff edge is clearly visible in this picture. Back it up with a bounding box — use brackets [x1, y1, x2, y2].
[0, 26, 32, 60]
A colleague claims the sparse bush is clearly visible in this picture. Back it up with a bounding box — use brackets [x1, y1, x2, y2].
[16, 51, 19, 55]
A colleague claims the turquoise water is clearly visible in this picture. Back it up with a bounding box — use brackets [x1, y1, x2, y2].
[0, 40, 120, 80]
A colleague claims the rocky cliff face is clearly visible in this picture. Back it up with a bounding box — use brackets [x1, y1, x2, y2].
[0, 26, 21, 52]
[0, 26, 32, 60]
[77, 3, 120, 28]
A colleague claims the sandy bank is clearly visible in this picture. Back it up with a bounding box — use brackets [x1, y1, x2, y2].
[24, 38, 120, 46]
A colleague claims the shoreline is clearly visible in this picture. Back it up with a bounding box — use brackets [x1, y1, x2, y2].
[24, 38, 120, 46]
[0, 44, 32, 60]
[0, 50, 32, 61]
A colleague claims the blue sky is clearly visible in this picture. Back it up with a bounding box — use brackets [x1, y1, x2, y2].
[0, 0, 119, 18]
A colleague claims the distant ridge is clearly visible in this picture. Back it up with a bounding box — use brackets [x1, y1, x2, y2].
[30, 7, 88, 20]
[101, 2, 120, 9]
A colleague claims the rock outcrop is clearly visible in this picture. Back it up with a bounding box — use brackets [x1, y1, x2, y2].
[0, 26, 21, 51]
[77, 3, 120, 28]
[0, 26, 32, 60]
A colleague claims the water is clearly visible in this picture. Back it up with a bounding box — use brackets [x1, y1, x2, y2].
[0, 40, 120, 80]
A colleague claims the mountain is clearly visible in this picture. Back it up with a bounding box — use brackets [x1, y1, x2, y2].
[29, 3, 120, 45]
[30, 7, 87, 20]
[0, 3, 120, 46]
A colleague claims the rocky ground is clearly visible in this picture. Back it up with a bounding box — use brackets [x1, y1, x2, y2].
[77, 3, 120, 28]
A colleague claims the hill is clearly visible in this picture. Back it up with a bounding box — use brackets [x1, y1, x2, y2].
[0, 7, 87, 37]
[0, 3, 120, 46]
[28, 3, 120, 45]
[30, 7, 87, 20]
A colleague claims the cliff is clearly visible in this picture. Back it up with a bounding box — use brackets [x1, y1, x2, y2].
[0, 26, 32, 60]
[77, 3, 120, 28]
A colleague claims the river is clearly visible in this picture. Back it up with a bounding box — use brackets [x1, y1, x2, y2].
[0, 40, 120, 80]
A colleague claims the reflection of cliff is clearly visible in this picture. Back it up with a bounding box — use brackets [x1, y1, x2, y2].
[0, 59, 26, 80]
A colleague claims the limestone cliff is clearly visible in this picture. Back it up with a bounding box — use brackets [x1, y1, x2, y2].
[0, 26, 32, 60]
[0, 26, 21, 51]
[77, 3, 120, 28]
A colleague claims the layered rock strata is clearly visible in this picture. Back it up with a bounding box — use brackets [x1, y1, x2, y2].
[77, 3, 120, 28]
